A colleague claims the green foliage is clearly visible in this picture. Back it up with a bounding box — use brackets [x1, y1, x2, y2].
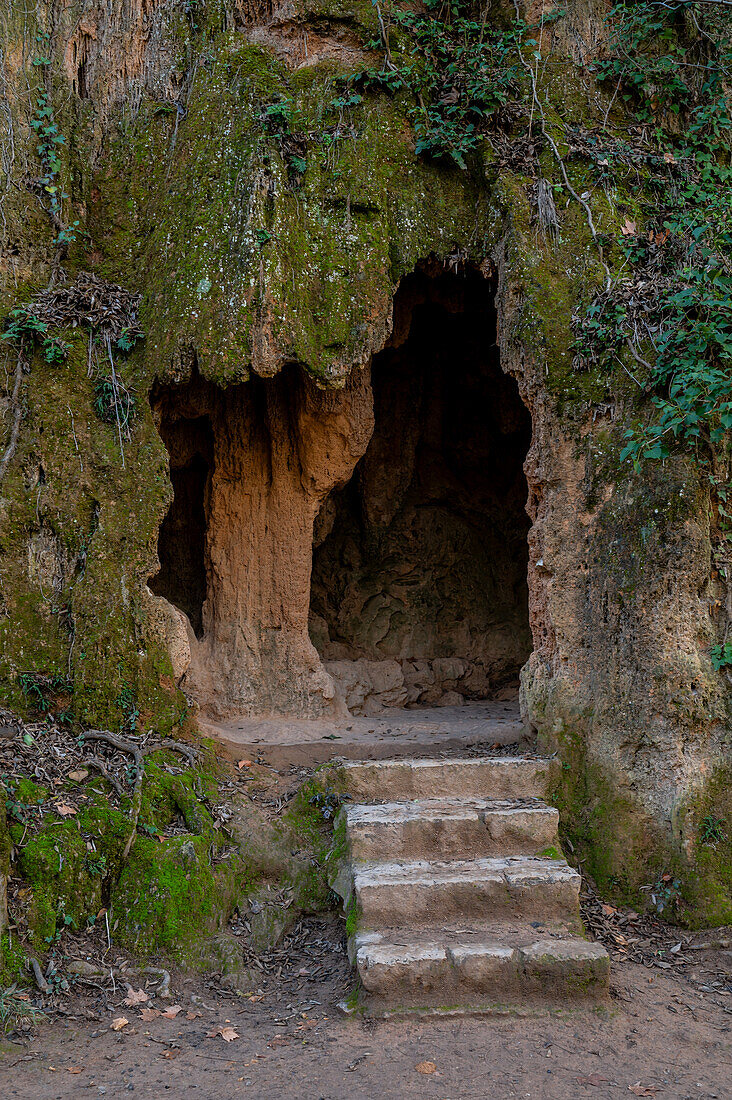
[17, 672, 73, 717]
[115, 327, 142, 354]
[31, 34, 79, 249]
[700, 813, 725, 845]
[93, 378, 136, 428]
[578, 2, 732, 472]
[262, 95, 294, 133]
[115, 684, 139, 735]
[710, 641, 732, 670]
[0, 986, 45, 1032]
[360, 0, 524, 168]
[307, 788, 347, 822]
[645, 871, 683, 917]
[1, 308, 70, 365]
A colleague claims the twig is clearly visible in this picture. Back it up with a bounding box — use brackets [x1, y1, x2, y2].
[372, 0, 397, 71]
[86, 755, 124, 796]
[511, 0, 611, 285]
[67, 404, 83, 473]
[30, 957, 51, 994]
[79, 729, 199, 859]
[105, 334, 125, 468]
[0, 350, 25, 484]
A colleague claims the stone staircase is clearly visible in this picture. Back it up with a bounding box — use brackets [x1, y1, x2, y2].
[331, 755, 609, 1014]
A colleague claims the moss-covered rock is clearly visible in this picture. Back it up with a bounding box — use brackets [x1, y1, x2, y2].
[111, 833, 246, 959]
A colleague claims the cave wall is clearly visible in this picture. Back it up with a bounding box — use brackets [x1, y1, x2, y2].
[0, 0, 730, 920]
[310, 266, 533, 714]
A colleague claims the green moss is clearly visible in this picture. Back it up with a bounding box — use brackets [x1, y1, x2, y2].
[15, 792, 131, 948]
[112, 834, 246, 960]
[0, 934, 28, 987]
[345, 895, 360, 937]
[537, 845, 563, 861]
[280, 781, 344, 911]
[544, 724, 673, 909]
[681, 764, 732, 926]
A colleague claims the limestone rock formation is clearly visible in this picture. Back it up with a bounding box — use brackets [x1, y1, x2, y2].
[0, 0, 730, 924]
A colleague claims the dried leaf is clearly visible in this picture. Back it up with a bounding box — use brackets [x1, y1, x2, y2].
[67, 769, 89, 781]
[54, 802, 77, 816]
[124, 986, 149, 1006]
[237, 759, 252, 769]
[139, 1007, 160, 1022]
[601, 904, 617, 917]
[110, 1017, 129, 1031]
[577, 1075, 608, 1086]
[628, 1085, 662, 1096]
[66, 1067, 83, 1074]
[208, 1026, 239, 1042]
[185, 1010, 202, 1021]
[415, 1061, 437, 1075]
[161, 1005, 182, 1019]
[663, 151, 676, 164]
[621, 217, 637, 236]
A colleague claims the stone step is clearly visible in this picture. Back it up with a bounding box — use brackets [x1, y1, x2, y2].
[336, 756, 557, 802]
[350, 925, 609, 1007]
[342, 798, 559, 861]
[351, 856, 581, 929]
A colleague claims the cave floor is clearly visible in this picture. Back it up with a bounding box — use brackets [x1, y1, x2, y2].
[200, 699, 529, 767]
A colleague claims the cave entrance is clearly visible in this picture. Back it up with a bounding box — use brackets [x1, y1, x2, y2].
[149, 407, 213, 639]
[309, 263, 533, 715]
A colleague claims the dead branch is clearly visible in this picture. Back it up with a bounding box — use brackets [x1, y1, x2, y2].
[86, 754, 124, 796]
[0, 350, 25, 484]
[30, 957, 51, 994]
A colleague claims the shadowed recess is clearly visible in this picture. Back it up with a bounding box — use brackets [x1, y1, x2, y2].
[309, 264, 532, 708]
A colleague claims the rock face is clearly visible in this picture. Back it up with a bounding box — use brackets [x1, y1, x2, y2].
[148, 364, 374, 716]
[0, 0, 730, 921]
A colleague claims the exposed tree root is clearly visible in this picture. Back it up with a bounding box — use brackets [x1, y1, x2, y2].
[79, 730, 199, 859]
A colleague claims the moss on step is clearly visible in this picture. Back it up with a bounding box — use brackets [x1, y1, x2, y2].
[537, 845, 563, 862]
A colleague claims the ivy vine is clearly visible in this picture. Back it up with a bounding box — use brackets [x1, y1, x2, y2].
[575, 2, 732, 474]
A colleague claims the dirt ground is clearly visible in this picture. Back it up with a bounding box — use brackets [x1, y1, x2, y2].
[2, 914, 731, 1100]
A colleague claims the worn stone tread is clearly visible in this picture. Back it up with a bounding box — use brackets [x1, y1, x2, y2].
[350, 924, 609, 1003]
[353, 855, 581, 927]
[335, 751, 609, 1011]
[343, 797, 559, 859]
[339, 756, 557, 801]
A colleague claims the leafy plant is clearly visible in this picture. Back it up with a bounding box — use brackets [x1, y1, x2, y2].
[31, 35, 79, 250]
[711, 641, 732, 670]
[308, 788, 348, 821]
[86, 852, 108, 877]
[0, 308, 70, 364]
[18, 672, 73, 716]
[647, 871, 683, 915]
[93, 378, 136, 429]
[357, 0, 525, 168]
[115, 327, 143, 354]
[262, 96, 294, 133]
[0, 986, 46, 1033]
[115, 684, 139, 735]
[700, 813, 725, 844]
[576, 0, 732, 492]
